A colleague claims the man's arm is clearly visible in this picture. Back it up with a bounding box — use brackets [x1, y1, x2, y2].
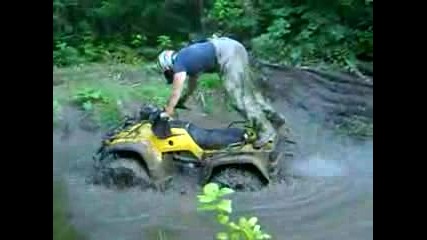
[182, 75, 198, 100]
[165, 71, 187, 116]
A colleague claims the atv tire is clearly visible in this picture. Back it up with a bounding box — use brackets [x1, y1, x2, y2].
[269, 134, 297, 182]
[93, 155, 152, 190]
[208, 165, 267, 192]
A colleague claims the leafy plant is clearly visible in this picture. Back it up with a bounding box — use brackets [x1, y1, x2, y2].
[94, 104, 122, 128]
[197, 183, 272, 240]
[53, 41, 83, 66]
[206, 0, 257, 38]
[72, 88, 109, 111]
[131, 34, 147, 47]
[157, 35, 173, 49]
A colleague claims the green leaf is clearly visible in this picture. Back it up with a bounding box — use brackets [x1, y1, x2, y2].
[261, 233, 272, 239]
[217, 199, 232, 214]
[230, 232, 241, 240]
[197, 194, 216, 203]
[203, 183, 220, 196]
[253, 224, 261, 233]
[216, 232, 229, 240]
[217, 214, 229, 224]
[91, 90, 102, 100]
[197, 204, 217, 212]
[228, 222, 241, 231]
[248, 217, 258, 227]
[238, 217, 247, 227]
[82, 101, 92, 111]
[218, 187, 234, 197]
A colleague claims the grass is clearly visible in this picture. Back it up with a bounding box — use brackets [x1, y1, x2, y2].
[53, 62, 224, 128]
[53, 183, 85, 240]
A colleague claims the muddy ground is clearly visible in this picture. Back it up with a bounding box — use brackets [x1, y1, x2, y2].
[53, 65, 373, 240]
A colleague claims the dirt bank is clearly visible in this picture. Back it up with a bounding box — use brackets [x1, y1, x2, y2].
[257, 63, 372, 131]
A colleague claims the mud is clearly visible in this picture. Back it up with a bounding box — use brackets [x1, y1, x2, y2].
[53, 65, 373, 240]
[257, 64, 373, 129]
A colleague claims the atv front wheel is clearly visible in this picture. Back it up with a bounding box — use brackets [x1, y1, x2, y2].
[93, 154, 151, 189]
[208, 165, 267, 192]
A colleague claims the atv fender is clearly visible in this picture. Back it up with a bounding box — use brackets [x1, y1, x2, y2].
[102, 141, 174, 186]
[202, 153, 271, 184]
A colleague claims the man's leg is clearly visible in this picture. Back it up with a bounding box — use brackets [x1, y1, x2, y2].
[253, 91, 287, 129]
[222, 68, 276, 148]
[211, 37, 276, 148]
[244, 64, 288, 130]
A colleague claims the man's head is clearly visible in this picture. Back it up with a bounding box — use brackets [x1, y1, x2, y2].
[157, 50, 175, 84]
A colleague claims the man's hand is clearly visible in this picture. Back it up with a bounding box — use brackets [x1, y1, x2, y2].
[164, 105, 174, 116]
[165, 71, 187, 116]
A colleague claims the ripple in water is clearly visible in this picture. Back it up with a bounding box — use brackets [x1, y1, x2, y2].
[291, 153, 348, 177]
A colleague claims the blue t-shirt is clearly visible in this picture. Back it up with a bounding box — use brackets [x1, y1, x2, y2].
[172, 41, 217, 77]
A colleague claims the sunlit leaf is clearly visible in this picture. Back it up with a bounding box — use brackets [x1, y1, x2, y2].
[230, 232, 241, 240]
[217, 214, 229, 224]
[197, 194, 216, 203]
[238, 217, 247, 227]
[228, 222, 241, 230]
[203, 183, 220, 196]
[217, 199, 232, 214]
[218, 187, 234, 197]
[261, 233, 272, 239]
[83, 101, 92, 111]
[197, 204, 217, 212]
[248, 217, 258, 227]
[216, 232, 229, 240]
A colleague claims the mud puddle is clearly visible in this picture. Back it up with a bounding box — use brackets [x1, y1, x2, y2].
[53, 66, 373, 240]
[53, 109, 372, 240]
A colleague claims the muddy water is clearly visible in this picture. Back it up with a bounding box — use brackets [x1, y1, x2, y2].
[53, 68, 373, 240]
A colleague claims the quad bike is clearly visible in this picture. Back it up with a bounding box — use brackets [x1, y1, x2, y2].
[92, 104, 295, 192]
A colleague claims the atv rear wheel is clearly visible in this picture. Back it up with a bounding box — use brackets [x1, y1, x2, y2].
[268, 134, 297, 182]
[93, 154, 151, 189]
[208, 165, 267, 192]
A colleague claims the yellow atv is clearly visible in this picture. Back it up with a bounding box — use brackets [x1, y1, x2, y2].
[92, 104, 293, 192]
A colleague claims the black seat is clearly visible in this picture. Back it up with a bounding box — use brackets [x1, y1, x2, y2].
[187, 123, 246, 150]
[168, 120, 246, 150]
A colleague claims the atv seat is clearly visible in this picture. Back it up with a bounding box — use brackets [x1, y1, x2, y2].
[169, 120, 246, 150]
[187, 123, 246, 150]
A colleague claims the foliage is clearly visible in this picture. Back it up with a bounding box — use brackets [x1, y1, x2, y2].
[205, 0, 258, 39]
[199, 73, 223, 90]
[71, 83, 169, 127]
[197, 183, 272, 240]
[72, 88, 109, 111]
[53, 63, 172, 128]
[53, 0, 372, 69]
[248, 0, 373, 68]
[157, 35, 173, 50]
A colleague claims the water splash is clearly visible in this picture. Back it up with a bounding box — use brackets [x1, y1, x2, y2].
[291, 153, 348, 177]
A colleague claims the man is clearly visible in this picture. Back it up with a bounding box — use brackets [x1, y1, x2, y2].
[157, 36, 286, 148]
